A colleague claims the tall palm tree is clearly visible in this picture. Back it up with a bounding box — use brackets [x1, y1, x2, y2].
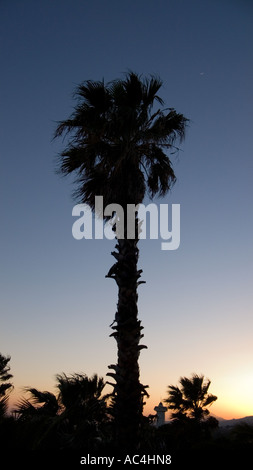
[54, 71, 187, 451]
[165, 373, 217, 423]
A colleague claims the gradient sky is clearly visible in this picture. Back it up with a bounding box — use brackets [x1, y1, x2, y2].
[1, 0, 252, 419]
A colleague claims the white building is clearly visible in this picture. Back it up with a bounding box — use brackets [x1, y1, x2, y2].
[154, 402, 167, 427]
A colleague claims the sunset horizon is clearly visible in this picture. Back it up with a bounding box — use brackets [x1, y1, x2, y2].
[1, 0, 252, 462]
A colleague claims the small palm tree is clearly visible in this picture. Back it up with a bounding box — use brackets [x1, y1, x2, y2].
[56, 373, 107, 425]
[165, 373, 217, 423]
[15, 388, 60, 449]
[56, 373, 109, 449]
[54, 71, 188, 450]
[15, 372, 108, 449]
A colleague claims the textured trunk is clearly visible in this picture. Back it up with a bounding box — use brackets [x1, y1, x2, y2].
[106, 215, 148, 452]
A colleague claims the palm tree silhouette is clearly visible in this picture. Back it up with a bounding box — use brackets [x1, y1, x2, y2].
[165, 373, 217, 423]
[56, 373, 107, 425]
[56, 373, 109, 449]
[54, 72, 187, 450]
[0, 353, 13, 419]
[16, 388, 59, 419]
[15, 372, 108, 449]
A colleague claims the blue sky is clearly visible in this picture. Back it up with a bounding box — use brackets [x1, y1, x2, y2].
[1, 0, 253, 418]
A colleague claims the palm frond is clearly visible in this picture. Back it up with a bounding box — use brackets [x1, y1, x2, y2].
[143, 75, 164, 106]
[202, 393, 217, 407]
[0, 395, 9, 418]
[14, 396, 37, 418]
[0, 354, 13, 383]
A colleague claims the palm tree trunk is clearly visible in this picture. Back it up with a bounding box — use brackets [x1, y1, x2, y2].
[106, 216, 148, 452]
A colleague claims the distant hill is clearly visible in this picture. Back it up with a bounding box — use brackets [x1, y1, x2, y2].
[218, 416, 253, 427]
[162, 415, 253, 428]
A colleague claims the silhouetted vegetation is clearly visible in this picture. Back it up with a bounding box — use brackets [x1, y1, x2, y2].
[54, 71, 188, 451]
[0, 353, 13, 420]
[1, 355, 252, 466]
[162, 374, 218, 450]
[165, 373, 218, 426]
[2, 72, 251, 463]
[14, 373, 110, 451]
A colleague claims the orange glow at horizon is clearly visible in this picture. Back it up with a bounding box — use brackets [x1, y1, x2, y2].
[7, 382, 253, 422]
[142, 366, 253, 420]
[143, 398, 253, 421]
[6, 356, 253, 422]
